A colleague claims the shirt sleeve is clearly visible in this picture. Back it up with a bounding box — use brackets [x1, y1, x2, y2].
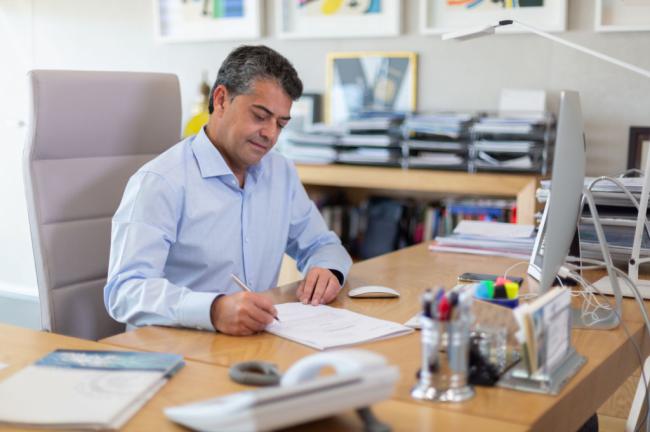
[103, 171, 218, 331]
[284, 164, 353, 283]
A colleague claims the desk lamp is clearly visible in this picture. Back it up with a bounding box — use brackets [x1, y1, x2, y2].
[443, 19, 650, 329]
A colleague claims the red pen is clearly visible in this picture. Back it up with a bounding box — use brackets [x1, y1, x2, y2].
[437, 296, 450, 321]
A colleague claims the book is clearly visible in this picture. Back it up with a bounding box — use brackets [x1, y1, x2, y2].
[0, 349, 184, 430]
[265, 303, 413, 350]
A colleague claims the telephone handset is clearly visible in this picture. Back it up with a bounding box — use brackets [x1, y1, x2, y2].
[281, 349, 388, 386]
[165, 349, 399, 432]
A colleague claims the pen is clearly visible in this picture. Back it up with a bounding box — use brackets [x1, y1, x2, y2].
[433, 287, 445, 319]
[230, 274, 280, 322]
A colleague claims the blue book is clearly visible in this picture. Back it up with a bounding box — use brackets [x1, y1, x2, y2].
[35, 349, 185, 378]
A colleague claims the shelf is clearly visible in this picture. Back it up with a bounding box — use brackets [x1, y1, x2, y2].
[296, 164, 539, 225]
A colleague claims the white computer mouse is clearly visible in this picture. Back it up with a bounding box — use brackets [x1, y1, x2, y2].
[347, 285, 400, 299]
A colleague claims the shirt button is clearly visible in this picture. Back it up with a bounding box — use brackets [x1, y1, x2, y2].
[245, 237, 249, 243]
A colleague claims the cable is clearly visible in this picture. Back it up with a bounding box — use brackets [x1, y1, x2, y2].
[563, 256, 650, 431]
[584, 176, 650, 268]
[503, 261, 529, 281]
[541, 173, 650, 429]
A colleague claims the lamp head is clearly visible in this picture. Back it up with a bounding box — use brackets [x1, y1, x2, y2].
[441, 20, 514, 41]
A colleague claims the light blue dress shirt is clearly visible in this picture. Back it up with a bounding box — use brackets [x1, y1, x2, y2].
[104, 128, 352, 331]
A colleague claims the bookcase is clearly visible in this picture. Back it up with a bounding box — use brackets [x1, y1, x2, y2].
[277, 164, 541, 285]
[295, 164, 540, 225]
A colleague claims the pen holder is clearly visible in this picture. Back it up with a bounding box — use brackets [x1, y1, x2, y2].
[411, 315, 475, 402]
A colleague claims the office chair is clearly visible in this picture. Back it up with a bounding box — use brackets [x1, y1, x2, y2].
[23, 70, 181, 340]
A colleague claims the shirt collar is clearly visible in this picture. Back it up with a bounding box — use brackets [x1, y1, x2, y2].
[191, 127, 265, 181]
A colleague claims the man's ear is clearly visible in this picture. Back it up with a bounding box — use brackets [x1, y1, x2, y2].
[212, 85, 230, 116]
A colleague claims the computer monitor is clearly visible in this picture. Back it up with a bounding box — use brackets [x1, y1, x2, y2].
[528, 91, 586, 293]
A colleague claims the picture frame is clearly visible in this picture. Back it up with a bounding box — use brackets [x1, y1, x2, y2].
[627, 126, 650, 171]
[420, 0, 567, 35]
[276, 0, 401, 39]
[325, 51, 417, 124]
[595, 0, 650, 32]
[153, 0, 261, 43]
[289, 93, 322, 131]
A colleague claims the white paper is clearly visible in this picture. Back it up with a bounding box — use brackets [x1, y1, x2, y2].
[404, 314, 421, 330]
[453, 220, 534, 238]
[266, 303, 413, 350]
[0, 366, 163, 429]
[499, 88, 547, 115]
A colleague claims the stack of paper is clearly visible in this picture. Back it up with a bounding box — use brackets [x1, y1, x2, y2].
[403, 112, 474, 140]
[408, 152, 465, 167]
[538, 177, 650, 265]
[0, 350, 184, 430]
[429, 220, 536, 260]
[266, 303, 413, 350]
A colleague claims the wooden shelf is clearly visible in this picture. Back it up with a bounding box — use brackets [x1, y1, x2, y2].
[296, 164, 540, 225]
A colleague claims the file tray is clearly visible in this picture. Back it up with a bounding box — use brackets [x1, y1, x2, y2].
[497, 347, 586, 395]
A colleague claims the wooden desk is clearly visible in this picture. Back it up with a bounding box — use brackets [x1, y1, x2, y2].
[0, 323, 522, 432]
[296, 164, 540, 225]
[101, 244, 650, 432]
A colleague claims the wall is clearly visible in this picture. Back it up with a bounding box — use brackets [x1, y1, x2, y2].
[1, 0, 649, 299]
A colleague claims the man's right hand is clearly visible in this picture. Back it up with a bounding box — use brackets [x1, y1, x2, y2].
[210, 292, 278, 336]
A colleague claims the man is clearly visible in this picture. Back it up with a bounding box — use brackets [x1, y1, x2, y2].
[104, 45, 352, 336]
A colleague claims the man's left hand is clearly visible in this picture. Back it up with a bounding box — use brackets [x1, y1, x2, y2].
[296, 267, 341, 306]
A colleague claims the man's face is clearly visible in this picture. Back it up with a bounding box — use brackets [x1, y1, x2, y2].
[211, 79, 292, 172]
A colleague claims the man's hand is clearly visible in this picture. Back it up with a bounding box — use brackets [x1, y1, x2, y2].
[296, 267, 341, 306]
[210, 292, 278, 336]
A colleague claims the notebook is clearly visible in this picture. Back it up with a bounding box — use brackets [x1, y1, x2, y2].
[265, 303, 413, 350]
[0, 349, 184, 430]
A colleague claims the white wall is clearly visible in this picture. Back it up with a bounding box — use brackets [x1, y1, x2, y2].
[0, 0, 36, 295]
[1, 0, 650, 295]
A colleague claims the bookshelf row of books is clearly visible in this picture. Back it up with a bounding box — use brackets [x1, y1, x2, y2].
[311, 192, 517, 259]
[280, 111, 555, 174]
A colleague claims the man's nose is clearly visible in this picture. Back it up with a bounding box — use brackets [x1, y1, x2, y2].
[260, 121, 278, 142]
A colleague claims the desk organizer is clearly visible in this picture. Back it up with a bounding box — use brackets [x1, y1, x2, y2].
[497, 347, 586, 395]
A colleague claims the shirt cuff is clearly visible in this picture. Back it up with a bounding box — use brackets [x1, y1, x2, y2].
[178, 291, 221, 331]
[329, 269, 344, 286]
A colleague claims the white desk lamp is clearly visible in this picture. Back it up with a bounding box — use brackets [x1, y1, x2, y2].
[443, 19, 650, 328]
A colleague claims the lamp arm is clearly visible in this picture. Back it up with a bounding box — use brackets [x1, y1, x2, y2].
[510, 20, 650, 80]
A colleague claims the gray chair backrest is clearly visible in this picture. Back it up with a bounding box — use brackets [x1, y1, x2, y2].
[23, 70, 181, 340]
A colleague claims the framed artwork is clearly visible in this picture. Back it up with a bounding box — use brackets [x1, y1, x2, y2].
[289, 93, 323, 131]
[154, 0, 261, 42]
[276, 0, 401, 39]
[326, 51, 417, 124]
[595, 0, 650, 32]
[420, 0, 567, 35]
[627, 127, 650, 171]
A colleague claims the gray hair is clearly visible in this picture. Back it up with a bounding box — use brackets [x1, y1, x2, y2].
[208, 45, 303, 114]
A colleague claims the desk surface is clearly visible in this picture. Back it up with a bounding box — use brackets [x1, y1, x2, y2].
[101, 243, 650, 432]
[0, 322, 524, 431]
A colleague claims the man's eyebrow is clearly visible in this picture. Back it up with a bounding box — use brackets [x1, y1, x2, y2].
[252, 104, 291, 121]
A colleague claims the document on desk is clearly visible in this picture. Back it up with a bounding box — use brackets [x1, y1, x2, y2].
[0, 349, 184, 430]
[266, 303, 413, 350]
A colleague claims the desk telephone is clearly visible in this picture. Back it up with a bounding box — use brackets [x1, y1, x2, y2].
[165, 349, 398, 432]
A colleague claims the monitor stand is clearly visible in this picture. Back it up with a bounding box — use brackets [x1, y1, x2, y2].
[569, 188, 623, 330]
[571, 306, 619, 329]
